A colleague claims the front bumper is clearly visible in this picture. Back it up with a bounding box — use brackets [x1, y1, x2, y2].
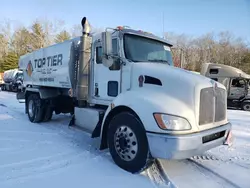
[146, 122, 232, 160]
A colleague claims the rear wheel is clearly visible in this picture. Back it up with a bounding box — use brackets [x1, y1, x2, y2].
[27, 94, 44, 123]
[42, 105, 53, 122]
[242, 101, 250, 111]
[108, 112, 152, 173]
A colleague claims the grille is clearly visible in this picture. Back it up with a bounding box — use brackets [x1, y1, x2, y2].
[199, 87, 226, 125]
[215, 88, 226, 122]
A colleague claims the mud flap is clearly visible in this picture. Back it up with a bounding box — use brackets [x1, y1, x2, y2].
[16, 91, 26, 103]
[68, 114, 75, 127]
[223, 130, 233, 147]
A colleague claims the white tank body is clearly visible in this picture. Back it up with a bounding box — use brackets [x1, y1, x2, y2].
[3, 69, 21, 83]
[18, 37, 81, 89]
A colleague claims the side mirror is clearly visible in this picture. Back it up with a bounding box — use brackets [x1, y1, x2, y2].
[102, 31, 114, 67]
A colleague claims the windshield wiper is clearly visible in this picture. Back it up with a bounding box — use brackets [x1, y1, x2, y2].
[147, 59, 170, 65]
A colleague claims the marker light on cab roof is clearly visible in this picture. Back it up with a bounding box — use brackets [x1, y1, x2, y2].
[116, 26, 124, 30]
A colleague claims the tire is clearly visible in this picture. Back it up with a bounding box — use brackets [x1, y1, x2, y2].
[241, 101, 250, 111]
[27, 94, 44, 123]
[43, 105, 53, 122]
[107, 112, 152, 173]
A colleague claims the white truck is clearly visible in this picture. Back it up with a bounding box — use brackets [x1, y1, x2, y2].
[17, 17, 232, 173]
[0, 73, 4, 88]
[201, 63, 250, 111]
[1, 68, 23, 92]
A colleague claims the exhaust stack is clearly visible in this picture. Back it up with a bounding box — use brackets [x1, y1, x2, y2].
[76, 17, 92, 105]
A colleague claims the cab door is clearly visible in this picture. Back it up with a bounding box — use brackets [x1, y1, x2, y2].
[92, 38, 121, 105]
[228, 78, 246, 100]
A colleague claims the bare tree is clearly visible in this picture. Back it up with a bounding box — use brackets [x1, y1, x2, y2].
[0, 20, 11, 59]
[54, 30, 71, 43]
[0, 16, 249, 74]
[33, 18, 66, 46]
[165, 30, 249, 73]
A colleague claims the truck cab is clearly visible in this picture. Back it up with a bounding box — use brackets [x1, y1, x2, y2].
[17, 17, 232, 173]
[201, 63, 250, 111]
[88, 27, 174, 106]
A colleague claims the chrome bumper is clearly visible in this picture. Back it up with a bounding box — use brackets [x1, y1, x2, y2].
[146, 122, 232, 160]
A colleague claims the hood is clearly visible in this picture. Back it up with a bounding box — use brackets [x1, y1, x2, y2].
[131, 62, 218, 88]
[130, 62, 225, 109]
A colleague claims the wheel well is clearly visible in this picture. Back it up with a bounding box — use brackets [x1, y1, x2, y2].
[100, 105, 143, 150]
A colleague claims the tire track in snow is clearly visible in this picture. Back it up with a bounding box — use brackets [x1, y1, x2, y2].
[146, 160, 176, 188]
[0, 130, 58, 135]
[0, 151, 81, 169]
[0, 150, 90, 184]
[0, 104, 7, 107]
[0, 138, 57, 155]
[187, 159, 241, 188]
[191, 153, 250, 170]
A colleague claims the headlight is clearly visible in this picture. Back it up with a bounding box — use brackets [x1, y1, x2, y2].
[153, 113, 191, 131]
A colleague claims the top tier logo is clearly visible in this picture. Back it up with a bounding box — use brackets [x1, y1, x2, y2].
[25, 54, 63, 77]
[34, 54, 63, 68]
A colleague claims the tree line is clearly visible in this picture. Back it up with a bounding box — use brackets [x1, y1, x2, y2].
[0, 18, 102, 72]
[166, 32, 250, 73]
[1, 19, 249, 74]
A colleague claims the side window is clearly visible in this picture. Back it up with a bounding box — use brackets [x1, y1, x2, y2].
[209, 68, 219, 74]
[95, 39, 120, 70]
[107, 81, 118, 97]
[231, 79, 245, 88]
[238, 80, 245, 88]
[112, 39, 118, 56]
[109, 39, 120, 71]
[96, 46, 102, 64]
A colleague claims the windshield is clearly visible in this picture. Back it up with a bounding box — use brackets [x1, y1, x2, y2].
[16, 72, 23, 80]
[124, 34, 173, 65]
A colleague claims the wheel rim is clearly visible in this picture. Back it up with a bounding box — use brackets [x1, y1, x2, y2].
[28, 99, 34, 117]
[243, 104, 250, 111]
[114, 126, 138, 162]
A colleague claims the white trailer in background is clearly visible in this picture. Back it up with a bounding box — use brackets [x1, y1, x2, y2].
[17, 17, 232, 173]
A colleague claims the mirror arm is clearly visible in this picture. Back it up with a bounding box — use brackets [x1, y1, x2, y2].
[104, 54, 127, 66]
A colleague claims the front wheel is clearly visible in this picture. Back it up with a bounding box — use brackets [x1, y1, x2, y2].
[108, 112, 152, 173]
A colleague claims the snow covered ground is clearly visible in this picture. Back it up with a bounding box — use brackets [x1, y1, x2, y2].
[0, 91, 249, 188]
[0, 91, 154, 188]
[159, 110, 250, 188]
